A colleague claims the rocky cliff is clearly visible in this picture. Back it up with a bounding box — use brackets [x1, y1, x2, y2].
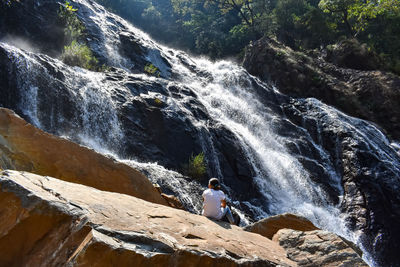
[243, 38, 400, 266]
[243, 37, 400, 141]
[0, 0, 261, 207]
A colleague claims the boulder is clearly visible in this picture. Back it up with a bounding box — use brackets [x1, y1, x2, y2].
[273, 229, 367, 267]
[326, 39, 382, 71]
[0, 108, 167, 206]
[245, 213, 318, 239]
[0, 170, 295, 267]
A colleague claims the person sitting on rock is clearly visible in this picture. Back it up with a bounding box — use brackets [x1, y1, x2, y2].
[202, 178, 235, 225]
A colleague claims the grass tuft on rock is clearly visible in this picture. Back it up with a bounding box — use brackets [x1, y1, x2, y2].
[186, 152, 207, 179]
[61, 40, 99, 70]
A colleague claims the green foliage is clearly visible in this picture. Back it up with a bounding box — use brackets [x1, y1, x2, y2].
[58, 1, 85, 44]
[144, 63, 161, 76]
[92, 0, 400, 74]
[57, 1, 106, 71]
[154, 98, 163, 106]
[187, 152, 207, 179]
[60, 40, 99, 70]
[319, 0, 400, 36]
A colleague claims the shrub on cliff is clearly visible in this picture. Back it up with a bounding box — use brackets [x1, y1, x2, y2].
[185, 152, 207, 179]
[61, 40, 99, 70]
[144, 63, 160, 77]
[58, 1, 85, 44]
[58, 1, 104, 71]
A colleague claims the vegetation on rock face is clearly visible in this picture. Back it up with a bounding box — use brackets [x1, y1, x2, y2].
[144, 63, 160, 76]
[58, 1, 85, 44]
[185, 152, 207, 179]
[58, 1, 102, 71]
[93, 0, 400, 74]
[60, 40, 99, 70]
[153, 97, 164, 106]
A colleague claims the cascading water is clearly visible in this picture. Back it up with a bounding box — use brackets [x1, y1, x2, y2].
[176, 59, 347, 225]
[1, 1, 400, 266]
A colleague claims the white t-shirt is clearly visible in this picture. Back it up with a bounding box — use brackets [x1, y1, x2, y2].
[202, 188, 225, 220]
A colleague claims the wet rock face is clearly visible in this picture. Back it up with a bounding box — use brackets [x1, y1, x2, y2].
[340, 145, 400, 266]
[0, 40, 261, 213]
[0, 0, 259, 201]
[0, 0, 64, 57]
[243, 37, 400, 140]
[283, 99, 400, 267]
[273, 229, 367, 267]
[0, 170, 295, 267]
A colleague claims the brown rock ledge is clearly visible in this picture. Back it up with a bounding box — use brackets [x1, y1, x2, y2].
[0, 170, 295, 267]
[0, 108, 167, 205]
[246, 213, 318, 239]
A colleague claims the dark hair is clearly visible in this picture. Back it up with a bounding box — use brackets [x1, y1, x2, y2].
[209, 178, 220, 189]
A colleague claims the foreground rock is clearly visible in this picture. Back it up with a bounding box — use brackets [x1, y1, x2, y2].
[274, 229, 367, 267]
[0, 170, 295, 266]
[243, 37, 400, 140]
[0, 108, 167, 206]
[246, 213, 318, 239]
[247, 213, 366, 266]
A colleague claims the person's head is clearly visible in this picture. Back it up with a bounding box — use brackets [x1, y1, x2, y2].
[208, 178, 221, 190]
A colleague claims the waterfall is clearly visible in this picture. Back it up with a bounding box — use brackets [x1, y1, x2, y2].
[1, 1, 400, 266]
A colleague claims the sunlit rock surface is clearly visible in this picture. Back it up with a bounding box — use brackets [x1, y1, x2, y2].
[273, 229, 367, 267]
[0, 108, 167, 206]
[0, 170, 295, 267]
[246, 213, 319, 239]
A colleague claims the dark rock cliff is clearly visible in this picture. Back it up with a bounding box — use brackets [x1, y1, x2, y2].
[243, 37, 400, 141]
[243, 37, 400, 266]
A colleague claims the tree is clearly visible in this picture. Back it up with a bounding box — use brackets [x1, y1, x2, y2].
[205, 0, 271, 37]
[319, 0, 400, 37]
[318, 0, 357, 36]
